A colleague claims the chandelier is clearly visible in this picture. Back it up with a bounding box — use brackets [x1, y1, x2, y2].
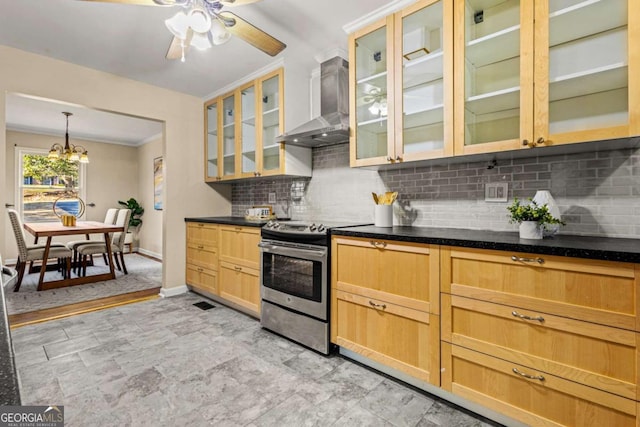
[162, 0, 232, 62]
[48, 112, 89, 164]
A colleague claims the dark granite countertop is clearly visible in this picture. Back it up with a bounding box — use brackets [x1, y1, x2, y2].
[331, 225, 640, 263]
[184, 216, 268, 228]
[0, 268, 21, 405]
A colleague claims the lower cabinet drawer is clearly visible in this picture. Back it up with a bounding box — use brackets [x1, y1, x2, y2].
[442, 343, 637, 427]
[334, 290, 439, 385]
[219, 261, 260, 316]
[186, 243, 217, 271]
[442, 294, 638, 400]
[186, 264, 217, 295]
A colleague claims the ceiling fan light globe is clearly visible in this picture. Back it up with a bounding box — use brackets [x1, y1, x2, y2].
[165, 11, 190, 40]
[191, 31, 213, 50]
[210, 19, 231, 45]
[188, 8, 212, 33]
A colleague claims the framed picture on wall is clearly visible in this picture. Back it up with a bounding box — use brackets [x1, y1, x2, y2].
[154, 156, 163, 210]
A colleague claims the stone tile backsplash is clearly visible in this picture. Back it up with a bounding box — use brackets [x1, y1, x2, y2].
[231, 142, 640, 238]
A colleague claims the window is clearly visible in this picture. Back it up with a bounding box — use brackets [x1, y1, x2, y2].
[16, 148, 86, 222]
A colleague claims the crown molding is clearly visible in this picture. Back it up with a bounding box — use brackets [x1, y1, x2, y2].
[202, 57, 286, 101]
[342, 0, 416, 34]
[6, 124, 150, 146]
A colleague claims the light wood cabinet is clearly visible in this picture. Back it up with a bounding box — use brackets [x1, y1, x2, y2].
[350, 0, 454, 167]
[441, 246, 640, 426]
[218, 225, 261, 317]
[454, 0, 640, 156]
[185, 222, 219, 295]
[331, 236, 440, 385]
[204, 68, 311, 182]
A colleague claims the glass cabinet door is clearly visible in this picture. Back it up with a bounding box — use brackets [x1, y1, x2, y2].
[397, 0, 451, 160]
[205, 99, 219, 180]
[222, 93, 236, 178]
[240, 83, 257, 177]
[539, 0, 630, 144]
[259, 71, 283, 175]
[455, 0, 527, 153]
[351, 18, 393, 165]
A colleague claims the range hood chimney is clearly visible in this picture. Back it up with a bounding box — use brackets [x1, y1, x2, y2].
[278, 56, 349, 147]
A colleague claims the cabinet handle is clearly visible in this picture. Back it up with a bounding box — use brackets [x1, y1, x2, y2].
[512, 311, 545, 323]
[511, 255, 544, 264]
[197, 245, 204, 249]
[522, 139, 529, 146]
[386, 156, 393, 162]
[197, 268, 203, 272]
[369, 301, 387, 310]
[235, 227, 242, 231]
[234, 266, 242, 271]
[370, 241, 387, 249]
[536, 137, 545, 145]
[395, 155, 402, 161]
[197, 223, 204, 227]
[512, 368, 545, 381]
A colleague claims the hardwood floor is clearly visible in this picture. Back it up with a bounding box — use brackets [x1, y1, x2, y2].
[8, 287, 161, 329]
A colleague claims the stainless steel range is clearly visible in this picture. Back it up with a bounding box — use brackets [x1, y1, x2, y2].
[259, 220, 360, 354]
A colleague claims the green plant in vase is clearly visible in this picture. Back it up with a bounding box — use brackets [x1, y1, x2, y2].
[507, 198, 564, 239]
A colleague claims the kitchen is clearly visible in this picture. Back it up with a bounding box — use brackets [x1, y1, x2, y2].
[2, 0, 640, 426]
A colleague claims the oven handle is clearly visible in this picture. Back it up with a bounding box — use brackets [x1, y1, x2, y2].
[258, 242, 327, 260]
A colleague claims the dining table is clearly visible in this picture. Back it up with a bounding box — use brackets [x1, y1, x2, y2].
[23, 221, 124, 291]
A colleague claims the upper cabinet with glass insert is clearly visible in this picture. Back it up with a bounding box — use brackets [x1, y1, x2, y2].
[204, 67, 311, 182]
[350, 0, 453, 167]
[454, 0, 639, 155]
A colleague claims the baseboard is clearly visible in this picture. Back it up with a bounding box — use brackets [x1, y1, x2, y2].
[159, 285, 189, 298]
[136, 248, 162, 260]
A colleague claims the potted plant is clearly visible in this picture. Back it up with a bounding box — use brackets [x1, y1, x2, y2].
[507, 198, 564, 239]
[118, 198, 144, 252]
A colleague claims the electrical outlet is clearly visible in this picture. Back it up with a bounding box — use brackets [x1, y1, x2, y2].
[485, 183, 508, 202]
[268, 193, 276, 204]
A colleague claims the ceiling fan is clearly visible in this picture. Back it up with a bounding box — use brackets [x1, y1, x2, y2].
[82, 0, 286, 61]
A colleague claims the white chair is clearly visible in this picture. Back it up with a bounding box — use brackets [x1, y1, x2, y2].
[76, 209, 131, 276]
[7, 209, 72, 292]
[67, 208, 118, 273]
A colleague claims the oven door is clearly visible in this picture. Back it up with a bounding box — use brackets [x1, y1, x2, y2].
[259, 239, 328, 321]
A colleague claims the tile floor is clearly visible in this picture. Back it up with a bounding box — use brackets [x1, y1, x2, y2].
[12, 293, 500, 426]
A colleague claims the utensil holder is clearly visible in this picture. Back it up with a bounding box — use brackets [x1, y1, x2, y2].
[374, 205, 393, 227]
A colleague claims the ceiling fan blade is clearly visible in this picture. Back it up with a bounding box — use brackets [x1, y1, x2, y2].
[219, 0, 263, 7]
[218, 11, 285, 57]
[166, 30, 193, 60]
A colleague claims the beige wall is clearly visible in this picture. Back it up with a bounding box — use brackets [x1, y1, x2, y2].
[0, 45, 232, 291]
[137, 136, 163, 257]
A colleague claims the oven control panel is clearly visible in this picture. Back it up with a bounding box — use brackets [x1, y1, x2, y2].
[265, 221, 327, 234]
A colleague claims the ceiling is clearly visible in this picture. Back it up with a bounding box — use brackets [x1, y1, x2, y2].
[0, 0, 391, 144]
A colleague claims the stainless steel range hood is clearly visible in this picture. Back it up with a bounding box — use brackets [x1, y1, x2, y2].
[278, 57, 349, 147]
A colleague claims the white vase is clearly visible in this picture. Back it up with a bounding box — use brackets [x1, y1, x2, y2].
[519, 221, 543, 239]
[532, 189, 561, 236]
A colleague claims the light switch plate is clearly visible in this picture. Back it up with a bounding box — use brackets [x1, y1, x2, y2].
[268, 193, 276, 204]
[485, 183, 508, 202]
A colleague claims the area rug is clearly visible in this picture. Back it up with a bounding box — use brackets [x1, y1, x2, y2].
[4, 253, 162, 315]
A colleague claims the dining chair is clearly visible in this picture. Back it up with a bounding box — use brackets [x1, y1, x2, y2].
[7, 209, 72, 292]
[76, 208, 131, 277]
[67, 207, 118, 273]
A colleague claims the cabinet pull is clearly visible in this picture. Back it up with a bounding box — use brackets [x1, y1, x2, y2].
[536, 137, 546, 145]
[197, 245, 204, 249]
[512, 368, 545, 381]
[511, 255, 544, 264]
[512, 311, 544, 323]
[197, 268, 203, 272]
[234, 266, 242, 271]
[522, 139, 529, 146]
[370, 241, 387, 249]
[369, 301, 387, 310]
[386, 156, 393, 162]
[197, 223, 204, 227]
[235, 227, 242, 231]
[395, 155, 402, 161]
